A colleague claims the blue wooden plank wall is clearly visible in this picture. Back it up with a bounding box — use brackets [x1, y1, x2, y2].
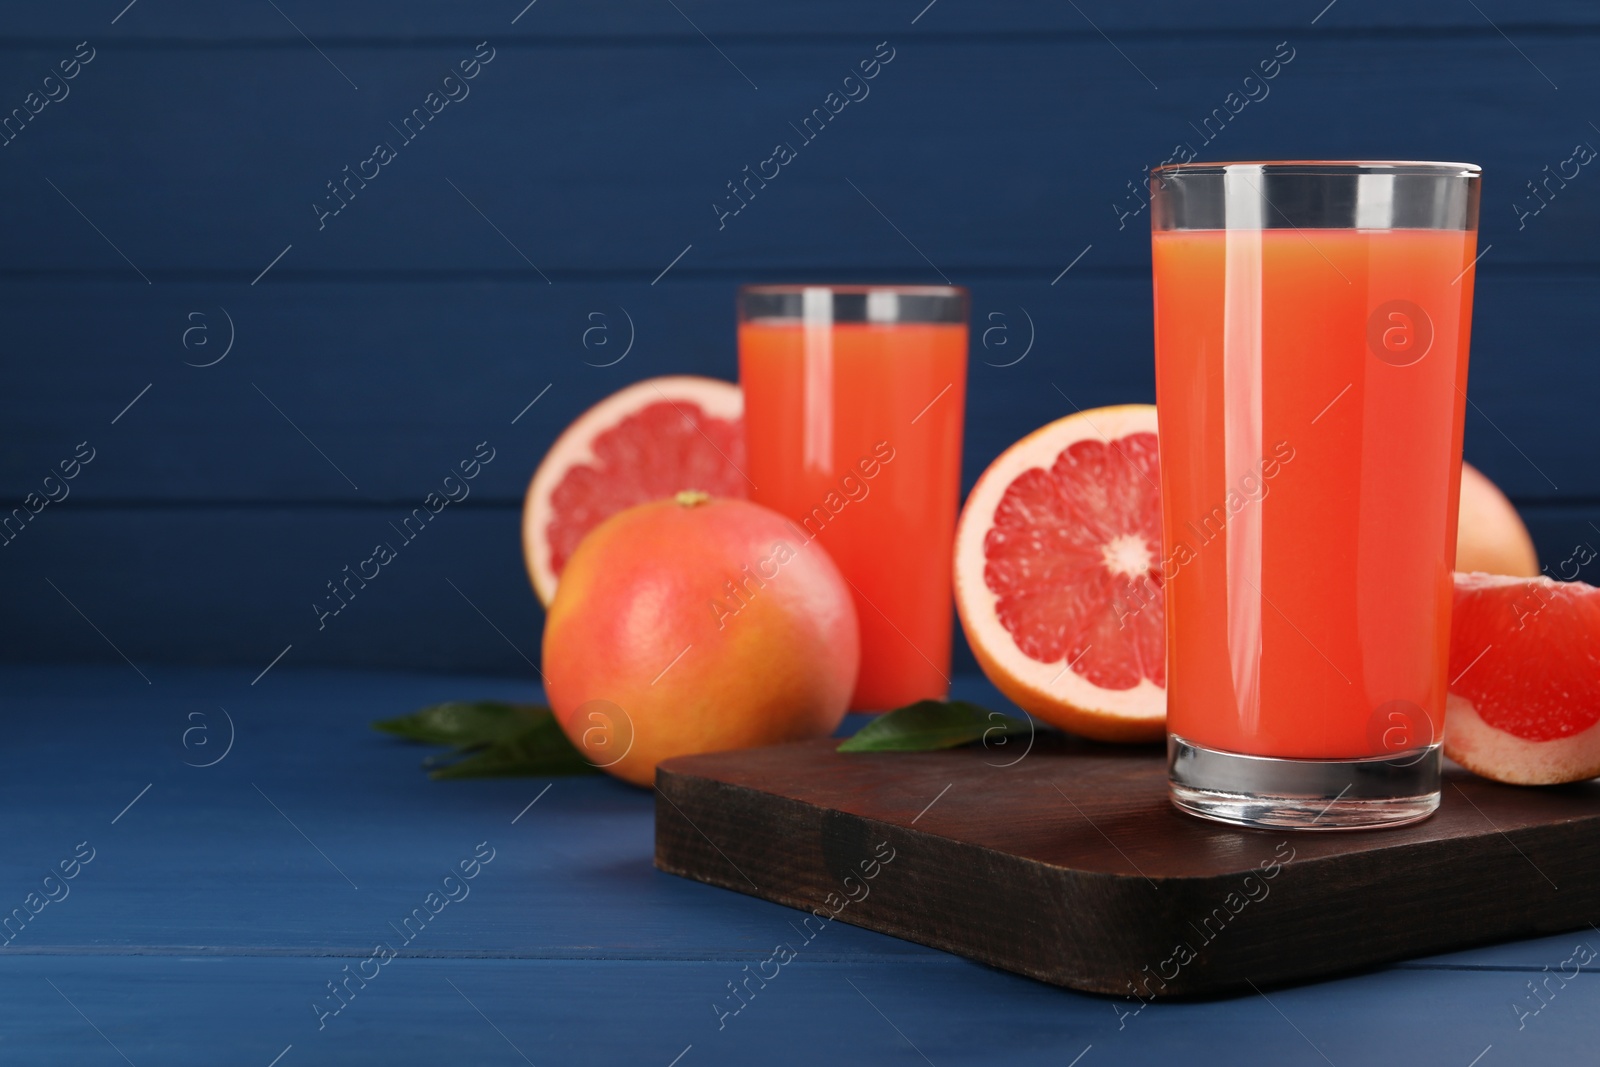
[2, 1, 1597, 676]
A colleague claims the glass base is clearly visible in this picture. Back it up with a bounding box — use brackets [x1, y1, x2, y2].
[1168, 735, 1441, 830]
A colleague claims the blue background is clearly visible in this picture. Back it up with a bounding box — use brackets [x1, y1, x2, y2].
[3, 1, 1596, 679]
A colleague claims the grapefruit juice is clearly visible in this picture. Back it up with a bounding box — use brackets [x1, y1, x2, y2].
[738, 287, 968, 710]
[1152, 161, 1481, 828]
[1155, 227, 1477, 758]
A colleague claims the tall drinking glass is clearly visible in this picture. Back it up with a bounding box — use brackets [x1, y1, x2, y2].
[738, 285, 968, 710]
[1152, 162, 1481, 829]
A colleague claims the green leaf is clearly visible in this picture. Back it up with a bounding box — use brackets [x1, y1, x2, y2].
[373, 700, 543, 747]
[837, 699, 1034, 753]
[374, 700, 602, 779]
[428, 717, 600, 779]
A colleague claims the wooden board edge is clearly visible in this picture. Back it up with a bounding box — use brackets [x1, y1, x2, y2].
[656, 766, 1600, 998]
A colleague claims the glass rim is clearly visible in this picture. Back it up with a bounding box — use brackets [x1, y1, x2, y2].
[1150, 160, 1481, 232]
[738, 284, 968, 325]
[1152, 160, 1480, 179]
[738, 283, 968, 297]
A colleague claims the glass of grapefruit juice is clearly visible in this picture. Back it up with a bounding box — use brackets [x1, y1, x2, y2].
[738, 286, 968, 710]
[1151, 162, 1482, 829]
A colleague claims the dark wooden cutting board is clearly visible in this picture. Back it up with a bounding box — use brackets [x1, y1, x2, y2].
[654, 733, 1600, 998]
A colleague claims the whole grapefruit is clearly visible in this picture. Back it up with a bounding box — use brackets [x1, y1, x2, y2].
[542, 492, 859, 786]
[1456, 462, 1538, 577]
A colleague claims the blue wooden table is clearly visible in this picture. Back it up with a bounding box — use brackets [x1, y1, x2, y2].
[2, 663, 1592, 1065]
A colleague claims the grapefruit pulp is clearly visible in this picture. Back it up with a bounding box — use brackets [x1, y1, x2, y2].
[522, 376, 746, 604]
[954, 404, 1165, 742]
[1444, 573, 1600, 785]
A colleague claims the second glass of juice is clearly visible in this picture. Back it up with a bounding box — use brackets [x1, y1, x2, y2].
[738, 285, 968, 710]
[1152, 161, 1481, 829]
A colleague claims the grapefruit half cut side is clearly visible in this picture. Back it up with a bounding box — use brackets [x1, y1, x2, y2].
[954, 404, 1165, 742]
[523, 375, 746, 605]
[1445, 572, 1600, 785]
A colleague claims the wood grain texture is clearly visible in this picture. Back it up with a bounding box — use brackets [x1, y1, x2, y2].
[2, 1, 1596, 667]
[0, 665, 927, 960]
[0, 274, 1590, 504]
[2, 0, 1598, 1057]
[656, 736, 1600, 997]
[0, 664, 1595, 1066]
[0, 39, 1594, 274]
[11, 1, 1600, 37]
[3, 507, 1596, 675]
[9, 955, 1598, 1066]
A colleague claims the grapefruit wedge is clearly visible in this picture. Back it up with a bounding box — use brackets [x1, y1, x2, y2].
[523, 376, 747, 604]
[954, 404, 1165, 742]
[1445, 572, 1600, 785]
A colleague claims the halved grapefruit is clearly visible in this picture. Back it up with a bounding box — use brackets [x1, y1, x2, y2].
[523, 376, 746, 604]
[954, 404, 1165, 742]
[1445, 572, 1600, 785]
